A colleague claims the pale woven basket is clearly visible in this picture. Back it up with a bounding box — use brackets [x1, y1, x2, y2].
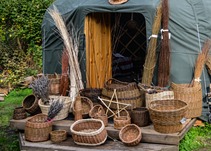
[38, 95, 72, 121]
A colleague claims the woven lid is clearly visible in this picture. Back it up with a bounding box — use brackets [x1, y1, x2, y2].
[108, 0, 128, 5]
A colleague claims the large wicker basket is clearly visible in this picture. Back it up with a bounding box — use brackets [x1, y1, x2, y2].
[38, 96, 71, 121]
[149, 99, 187, 133]
[170, 82, 202, 118]
[22, 94, 41, 115]
[131, 107, 150, 127]
[24, 114, 52, 142]
[50, 130, 67, 143]
[119, 124, 142, 146]
[114, 109, 131, 130]
[70, 119, 107, 146]
[102, 78, 144, 109]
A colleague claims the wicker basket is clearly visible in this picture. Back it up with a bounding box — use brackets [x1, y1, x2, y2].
[89, 104, 105, 118]
[38, 96, 71, 121]
[25, 114, 52, 142]
[119, 124, 142, 146]
[114, 109, 131, 130]
[72, 96, 93, 118]
[22, 94, 41, 115]
[79, 88, 102, 103]
[149, 99, 187, 133]
[102, 79, 144, 110]
[170, 82, 202, 118]
[50, 130, 67, 143]
[131, 107, 150, 127]
[47, 74, 61, 95]
[70, 119, 107, 146]
[13, 107, 27, 120]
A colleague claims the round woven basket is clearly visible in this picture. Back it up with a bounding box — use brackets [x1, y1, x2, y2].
[22, 94, 41, 115]
[79, 88, 102, 103]
[149, 99, 187, 133]
[70, 119, 107, 146]
[50, 130, 67, 143]
[25, 114, 52, 142]
[131, 107, 150, 127]
[113, 109, 131, 130]
[38, 96, 71, 121]
[13, 107, 27, 120]
[119, 124, 142, 146]
[170, 82, 202, 118]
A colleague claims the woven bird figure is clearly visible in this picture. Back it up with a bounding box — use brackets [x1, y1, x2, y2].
[47, 99, 64, 121]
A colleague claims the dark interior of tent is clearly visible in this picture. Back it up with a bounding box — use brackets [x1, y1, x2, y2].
[104, 13, 146, 83]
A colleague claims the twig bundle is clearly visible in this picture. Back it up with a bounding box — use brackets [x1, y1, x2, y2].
[158, 0, 170, 87]
[47, 99, 63, 121]
[142, 2, 162, 85]
[190, 39, 211, 86]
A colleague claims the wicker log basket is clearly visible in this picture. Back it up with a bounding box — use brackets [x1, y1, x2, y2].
[149, 99, 188, 133]
[114, 109, 131, 130]
[102, 78, 144, 110]
[38, 96, 71, 121]
[70, 119, 107, 146]
[22, 94, 41, 115]
[50, 130, 67, 143]
[119, 124, 142, 146]
[170, 82, 202, 118]
[131, 107, 150, 127]
[13, 106, 27, 120]
[24, 114, 52, 142]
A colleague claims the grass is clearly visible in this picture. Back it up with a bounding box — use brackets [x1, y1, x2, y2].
[0, 88, 32, 151]
[0, 88, 211, 151]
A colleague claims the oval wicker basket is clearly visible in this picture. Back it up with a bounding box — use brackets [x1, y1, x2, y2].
[119, 124, 142, 146]
[50, 130, 67, 143]
[170, 82, 202, 118]
[102, 78, 144, 109]
[13, 107, 27, 120]
[70, 119, 107, 146]
[131, 107, 150, 127]
[114, 109, 131, 130]
[22, 94, 41, 115]
[149, 99, 188, 133]
[38, 96, 71, 121]
[25, 114, 52, 142]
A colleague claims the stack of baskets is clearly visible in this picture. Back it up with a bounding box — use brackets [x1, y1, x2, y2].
[149, 99, 188, 133]
[102, 78, 144, 110]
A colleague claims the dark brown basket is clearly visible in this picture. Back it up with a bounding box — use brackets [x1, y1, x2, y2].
[119, 124, 142, 146]
[80, 88, 102, 103]
[22, 94, 41, 115]
[24, 114, 52, 142]
[13, 107, 27, 120]
[13, 106, 25, 114]
[70, 119, 107, 146]
[149, 99, 187, 133]
[114, 109, 131, 130]
[50, 130, 67, 143]
[131, 107, 150, 127]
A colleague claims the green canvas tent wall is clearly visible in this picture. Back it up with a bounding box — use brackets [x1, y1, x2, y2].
[42, 0, 211, 122]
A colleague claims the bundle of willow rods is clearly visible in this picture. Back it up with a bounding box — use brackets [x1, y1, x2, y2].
[158, 0, 170, 87]
[142, 2, 162, 85]
[190, 39, 211, 87]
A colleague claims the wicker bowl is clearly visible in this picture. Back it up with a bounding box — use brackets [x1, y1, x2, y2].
[119, 124, 142, 146]
[70, 119, 107, 146]
[22, 94, 41, 115]
[50, 130, 67, 143]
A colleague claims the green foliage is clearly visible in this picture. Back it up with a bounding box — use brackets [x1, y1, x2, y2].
[0, 0, 54, 87]
[179, 123, 211, 151]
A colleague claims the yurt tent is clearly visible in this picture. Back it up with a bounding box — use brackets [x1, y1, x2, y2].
[42, 0, 211, 121]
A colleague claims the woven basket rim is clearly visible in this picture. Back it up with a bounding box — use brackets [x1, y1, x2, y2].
[50, 130, 67, 135]
[70, 119, 105, 136]
[149, 99, 187, 113]
[22, 94, 37, 110]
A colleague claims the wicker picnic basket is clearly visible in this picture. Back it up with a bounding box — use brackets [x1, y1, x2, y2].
[114, 109, 131, 130]
[79, 88, 102, 103]
[119, 124, 142, 146]
[50, 130, 67, 143]
[38, 96, 71, 121]
[24, 114, 52, 142]
[47, 74, 61, 95]
[131, 107, 150, 127]
[102, 78, 144, 109]
[70, 119, 107, 146]
[22, 94, 41, 115]
[72, 96, 93, 118]
[13, 107, 27, 120]
[170, 82, 202, 118]
[149, 99, 188, 133]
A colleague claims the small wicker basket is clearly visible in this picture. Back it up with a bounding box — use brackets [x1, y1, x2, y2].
[13, 107, 27, 120]
[131, 107, 150, 127]
[113, 109, 131, 130]
[50, 130, 67, 143]
[22, 94, 41, 115]
[149, 99, 187, 133]
[47, 74, 61, 95]
[24, 114, 52, 142]
[70, 119, 107, 146]
[89, 104, 105, 118]
[38, 96, 71, 121]
[119, 124, 142, 146]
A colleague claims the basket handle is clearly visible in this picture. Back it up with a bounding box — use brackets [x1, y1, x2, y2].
[115, 108, 130, 118]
